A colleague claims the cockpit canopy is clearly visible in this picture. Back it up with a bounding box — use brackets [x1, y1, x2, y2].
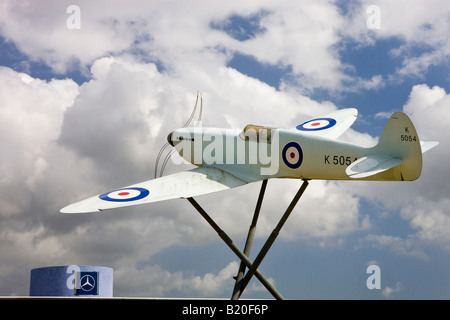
[239, 124, 276, 144]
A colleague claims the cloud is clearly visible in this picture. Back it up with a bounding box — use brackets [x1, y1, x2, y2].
[276, 180, 370, 243]
[0, 67, 82, 293]
[382, 282, 403, 298]
[221, 2, 348, 91]
[0, 66, 79, 217]
[2, 0, 450, 94]
[343, 0, 450, 78]
[0, 0, 387, 93]
[113, 261, 271, 297]
[113, 261, 235, 297]
[374, 111, 392, 119]
[401, 196, 450, 252]
[0, 0, 140, 73]
[358, 234, 428, 260]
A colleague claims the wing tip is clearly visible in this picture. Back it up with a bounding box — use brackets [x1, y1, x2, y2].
[342, 107, 358, 116]
[59, 204, 101, 214]
[421, 141, 439, 153]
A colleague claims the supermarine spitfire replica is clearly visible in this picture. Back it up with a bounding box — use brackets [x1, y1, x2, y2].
[61, 96, 438, 299]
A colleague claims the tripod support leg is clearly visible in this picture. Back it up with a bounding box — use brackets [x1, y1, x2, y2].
[231, 179, 268, 300]
[236, 179, 309, 299]
[186, 196, 284, 300]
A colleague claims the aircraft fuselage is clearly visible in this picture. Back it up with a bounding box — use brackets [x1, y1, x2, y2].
[168, 127, 369, 182]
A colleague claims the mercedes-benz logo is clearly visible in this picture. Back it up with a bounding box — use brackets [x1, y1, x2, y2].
[80, 274, 95, 291]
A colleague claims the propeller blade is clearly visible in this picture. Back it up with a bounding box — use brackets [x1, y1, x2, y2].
[154, 91, 203, 178]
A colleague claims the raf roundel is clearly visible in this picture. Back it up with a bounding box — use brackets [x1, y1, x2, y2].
[99, 187, 150, 202]
[282, 142, 303, 169]
[296, 117, 337, 131]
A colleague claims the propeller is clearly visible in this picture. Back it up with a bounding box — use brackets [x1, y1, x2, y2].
[154, 91, 203, 178]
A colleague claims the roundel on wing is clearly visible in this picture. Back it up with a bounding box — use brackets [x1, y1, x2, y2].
[99, 187, 150, 202]
[282, 142, 303, 169]
[296, 117, 337, 131]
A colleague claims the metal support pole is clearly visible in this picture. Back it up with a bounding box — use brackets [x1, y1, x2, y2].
[186, 196, 284, 300]
[231, 179, 268, 300]
[236, 180, 309, 299]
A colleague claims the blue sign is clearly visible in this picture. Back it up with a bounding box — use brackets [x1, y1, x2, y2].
[75, 271, 99, 295]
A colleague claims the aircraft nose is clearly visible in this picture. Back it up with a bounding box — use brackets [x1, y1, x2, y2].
[167, 131, 174, 146]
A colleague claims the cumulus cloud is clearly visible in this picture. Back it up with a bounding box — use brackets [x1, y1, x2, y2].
[0, 67, 78, 217]
[0, 67, 80, 293]
[265, 180, 370, 244]
[113, 261, 271, 297]
[222, 2, 347, 91]
[358, 234, 428, 260]
[343, 0, 450, 79]
[0, 0, 140, 73]
[0, 0, 391, 93]
[2, 0, 450, 92]
[402, 199, 450, 250]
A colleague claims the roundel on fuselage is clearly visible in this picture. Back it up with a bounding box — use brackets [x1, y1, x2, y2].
[282, 142, 303, 169]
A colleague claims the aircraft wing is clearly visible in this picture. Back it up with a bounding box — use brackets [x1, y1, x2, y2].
[420, 141, 439, 153]
[345, 154, 403, 179]
[295, 108, 358, 139]
[60, 166, 248, 214]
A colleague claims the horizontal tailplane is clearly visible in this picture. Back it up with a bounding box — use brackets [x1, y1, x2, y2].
[346, 155, 402, 179]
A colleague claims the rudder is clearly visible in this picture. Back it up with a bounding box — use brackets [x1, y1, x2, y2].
[372, 112, 422, 181]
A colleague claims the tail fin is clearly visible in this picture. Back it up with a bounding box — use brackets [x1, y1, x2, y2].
[347, 112, 438, 181]
[372, 111, 440, 181]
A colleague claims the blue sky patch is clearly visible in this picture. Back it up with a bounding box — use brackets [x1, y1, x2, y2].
[228, 53, 292, 88]
[211, 11, 269, 41]
[0, 37, 90, 85]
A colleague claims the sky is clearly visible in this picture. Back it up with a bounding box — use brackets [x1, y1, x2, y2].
[0, 0, 449, 299]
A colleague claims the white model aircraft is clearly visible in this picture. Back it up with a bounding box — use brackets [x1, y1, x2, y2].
[61, 108, 437, 214]
[60, 106, 438, 299]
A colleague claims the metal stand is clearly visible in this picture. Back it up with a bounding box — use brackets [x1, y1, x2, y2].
[186, 196, 284, 299]
[231, 179, 267, 299]
[187, 179, 309, 300]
